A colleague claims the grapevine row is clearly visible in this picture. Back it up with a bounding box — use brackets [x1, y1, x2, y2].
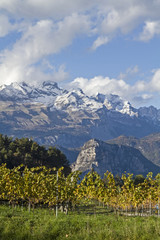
[0, 164, 160, 214]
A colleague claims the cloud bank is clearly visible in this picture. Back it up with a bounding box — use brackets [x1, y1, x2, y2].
[68, 68, 160, 107]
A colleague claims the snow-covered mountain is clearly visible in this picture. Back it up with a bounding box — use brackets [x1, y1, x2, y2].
[0, 81, 160, 148]
[0, 81, 64, 106]
[53, 90, 138, 117]
[0, 81, 138, 116]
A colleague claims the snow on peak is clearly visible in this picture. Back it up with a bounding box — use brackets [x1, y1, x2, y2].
[42, 81, 60, 90]
[54, 88, 102, 111]
[95, 93, 137, 116]
[0, 81, 63, 105]
[0, 82, 28, 98]
[0, 81, 138, 117]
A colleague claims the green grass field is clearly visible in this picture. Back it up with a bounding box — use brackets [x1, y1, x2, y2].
[0, 205, 160, 240]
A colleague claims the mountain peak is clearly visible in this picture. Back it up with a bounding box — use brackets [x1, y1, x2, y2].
[42, 81, 59, 89]
[0, 81, 64, 104]
[72, 138, 160, 176]
[0, 79, 159, 121]
[0, 80, 160, 149]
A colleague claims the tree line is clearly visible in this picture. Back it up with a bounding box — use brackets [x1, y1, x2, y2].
[0, 134, 70, 175]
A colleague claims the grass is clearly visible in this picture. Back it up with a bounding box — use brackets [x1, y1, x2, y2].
[0, 205, 160, 239]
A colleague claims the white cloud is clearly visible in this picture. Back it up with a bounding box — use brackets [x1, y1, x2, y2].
[68, 76, 130, 98]
[132, 94, 153, 106]
[139, 21, 160, 41]
[0, 0, 95, 19]
[100, 7, 141, 35]
[68, 69, 160, 107]
[22, 64, 69, 86]
[1, 1, 160, 38]
[50, 65, 69, 83]
[149, 69, 160, 91]
[0, 13, 90, 85]
[0, 15, 17, 37]
[95, 1, 160, 48]
[129, 65, 139, 74]
[119, 65, 139, 79]
[141, 94, 153, 100]
[91, 36, 110, 50]
[1, 0, 160, 95]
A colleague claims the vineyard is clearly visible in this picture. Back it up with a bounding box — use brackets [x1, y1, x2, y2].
[1, 164, 160, 216]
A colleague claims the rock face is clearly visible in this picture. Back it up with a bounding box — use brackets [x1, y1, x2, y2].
[72, 139, 160, 176]
[0, 81, 160, 148]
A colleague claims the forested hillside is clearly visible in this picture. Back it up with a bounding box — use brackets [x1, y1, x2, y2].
[0, 134, 70, 175]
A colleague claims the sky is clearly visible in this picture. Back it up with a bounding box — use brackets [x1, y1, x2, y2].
[0, 1, 160, 108]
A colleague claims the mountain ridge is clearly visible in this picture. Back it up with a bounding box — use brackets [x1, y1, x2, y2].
[107, 133, 160, 167]
[72, 138, 160, 176]
[0, 81, 160, 148]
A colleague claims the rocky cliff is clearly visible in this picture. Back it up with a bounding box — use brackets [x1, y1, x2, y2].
[72, 139, 160, 176]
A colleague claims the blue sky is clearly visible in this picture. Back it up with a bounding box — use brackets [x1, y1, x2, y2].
[0, 0, 160, 108]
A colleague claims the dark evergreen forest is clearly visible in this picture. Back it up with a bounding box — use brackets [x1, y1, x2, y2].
[0, 134, 70, 175]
